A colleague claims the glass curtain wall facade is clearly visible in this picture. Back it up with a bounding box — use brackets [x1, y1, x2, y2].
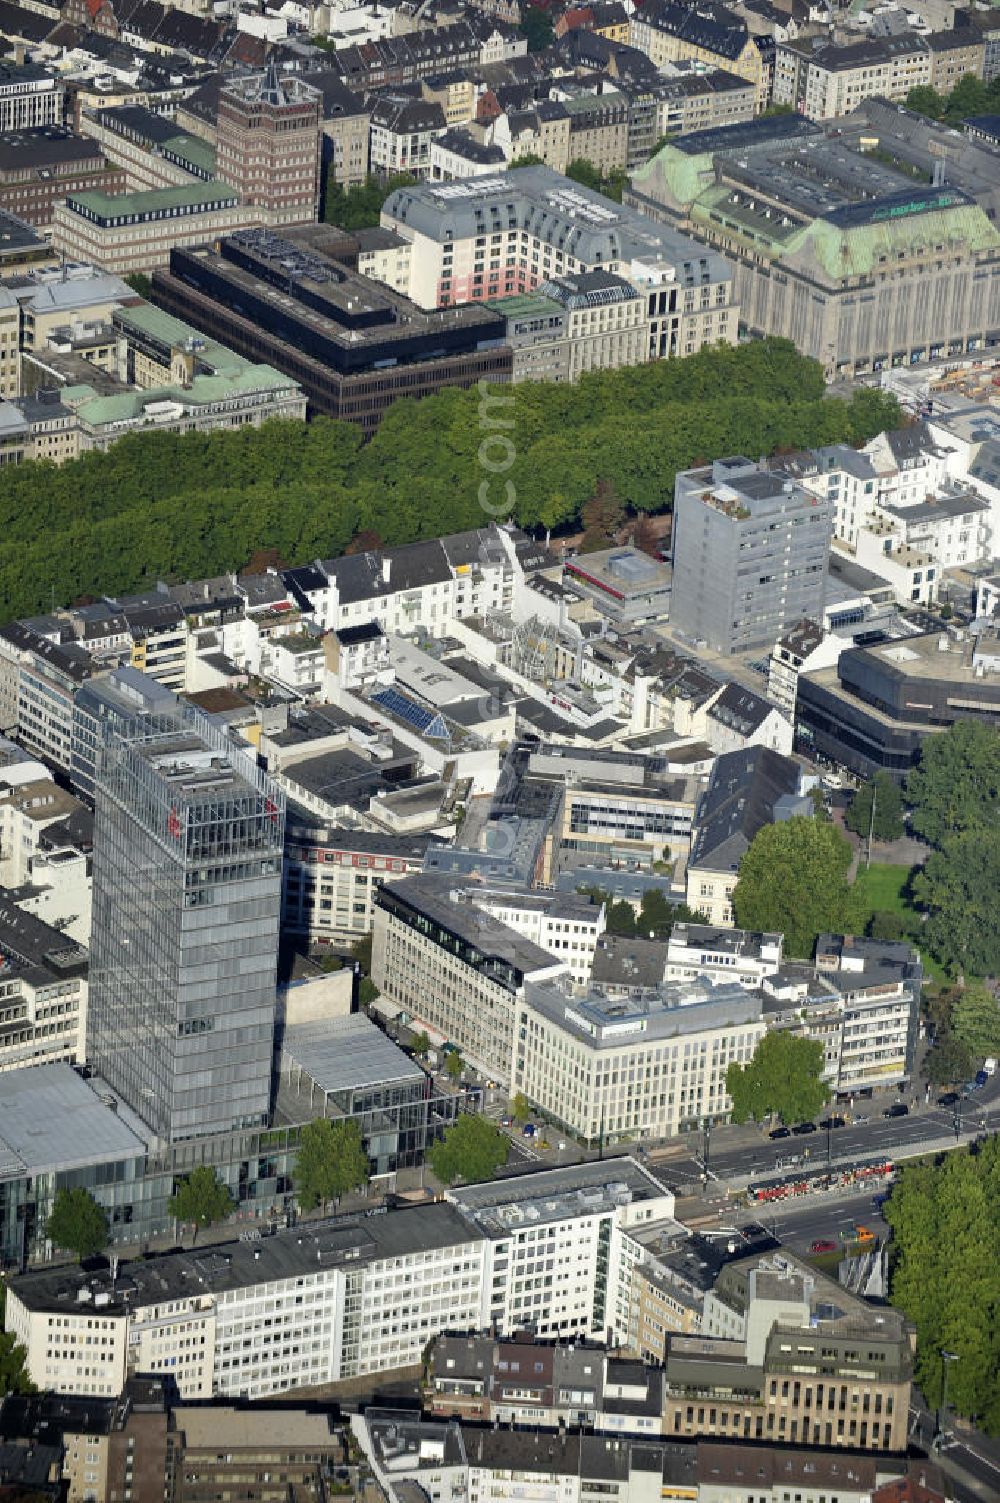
[89, 709, 284, 1143]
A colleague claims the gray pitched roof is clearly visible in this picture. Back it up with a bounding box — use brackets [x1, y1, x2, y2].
[707, 682, 780, 736]
[689, 745, 801, 873]
[383, 165, 732, 283]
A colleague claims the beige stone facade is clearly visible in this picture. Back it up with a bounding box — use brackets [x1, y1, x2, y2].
[927, 32, 985, 92]
[664, 1329, 912, 1451]
[513, 975, 766, 1145]
[773, 37, 931, 118]
[629, 1263, 701, 1365]
[322, 104, 370, 190]
[629, 15, 767, 110]
[51, 189, 256, 274]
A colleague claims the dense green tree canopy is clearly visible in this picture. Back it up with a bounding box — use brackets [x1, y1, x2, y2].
[519, 4, 554, 50]
[913, 828, 1000, 977]
[293, 1119, 369, 1212]
[725, 1032, 829, 1125]
[46, 1188, 109, 1262]
[845, 772, 905, 843]
[566, 159, 629, 203]
[428, 1114, 509, 1185]
[923, 1032, 975, 1086]
[578, 477, 627, 552]
[885, 1137, 1000, 1434]
[904, 84, 947, 119]
[411, 1030, 430, 1059]
[907, 721, 1000, 848]
[0, 341, 899, 624]
[605, 898, 643, 935]
[951, 984, 1000, 1060]
[323, 172, 416, 230]
[444, 1050, 463, 1082]
[866, 910, 909, 943]
[168, 1166, 236, 1245]
[906, 72, 1000, 125]
[577, 886, 707, 936]
[732, 817, 858, 958]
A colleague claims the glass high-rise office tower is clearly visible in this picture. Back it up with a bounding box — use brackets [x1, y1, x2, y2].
[89, 708, 285, 1143]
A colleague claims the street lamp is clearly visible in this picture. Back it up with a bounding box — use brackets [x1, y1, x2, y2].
[935, 1349, 959, 1451]
[866, 776, 877, 870]
[702, 1116, 712, 1180]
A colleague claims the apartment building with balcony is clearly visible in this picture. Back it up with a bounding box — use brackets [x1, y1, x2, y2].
[812, 934, 921, 1095]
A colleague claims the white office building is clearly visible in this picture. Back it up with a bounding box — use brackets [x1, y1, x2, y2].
[447, 1160, 675, 1345]
[469, 889, 606, 987]
[372, 875, 568, 1084]
[6, 1161, 672, 1400]
[514, 975, 766, 1146]
[7, 1202, 486, 1401]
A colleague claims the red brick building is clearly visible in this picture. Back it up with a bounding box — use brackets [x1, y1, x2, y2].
[215, 62, 322, 227]
[0, 128, 124, 227]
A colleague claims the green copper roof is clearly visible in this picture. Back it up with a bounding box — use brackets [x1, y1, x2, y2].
[631, 143, 716, 213]
[161, 133, 216, 178]
[685, 184, 1000, 281]
[60, 366, 297, 427]
[115, 301, 251, 380]
[805, 202, 1000, 279]
[487, 292, 563, 318]
[68, 180, 237, 218]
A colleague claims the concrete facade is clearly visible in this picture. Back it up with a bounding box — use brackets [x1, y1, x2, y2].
[671, 458, 833, 656]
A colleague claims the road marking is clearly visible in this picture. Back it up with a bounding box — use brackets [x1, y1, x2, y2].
[955, 1441, 1000, 1476]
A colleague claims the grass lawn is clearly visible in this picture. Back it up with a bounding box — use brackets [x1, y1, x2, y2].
[853, 861, 913, 915]
[851, 861, 949, 983]
[805, 1250, 843, 1279]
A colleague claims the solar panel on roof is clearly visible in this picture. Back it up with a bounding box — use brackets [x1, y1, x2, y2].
[371, 687, 450, 741]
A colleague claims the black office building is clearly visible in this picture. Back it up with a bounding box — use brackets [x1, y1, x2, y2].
[797, 628, 1000, 778]
[151, 225, 511, 431]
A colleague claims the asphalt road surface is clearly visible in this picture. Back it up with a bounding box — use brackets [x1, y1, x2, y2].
[726, 1187, 890, 1251]
[648, 1078, 1000, 1188]
[908, 1398, 1000, 1503]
